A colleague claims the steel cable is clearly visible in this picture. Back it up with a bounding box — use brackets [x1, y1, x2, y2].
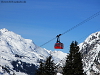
[40, 11, 100, 47]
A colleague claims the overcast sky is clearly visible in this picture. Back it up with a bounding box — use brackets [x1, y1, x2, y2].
[0, 0, 100, 53]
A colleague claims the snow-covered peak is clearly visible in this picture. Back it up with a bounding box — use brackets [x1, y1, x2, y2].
[0, 28, 37, 56]
[0, 28, 67, 75]
[0, 28, 9, 33]
[79, 31, 100, 50]
[85, 31, 100, 43]
[79, 31, 100, 75]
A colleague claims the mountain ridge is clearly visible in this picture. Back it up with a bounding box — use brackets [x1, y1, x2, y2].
[79, 31, 100, 75]
[0, 28, 67, 75]
[1, 28, 100, 75]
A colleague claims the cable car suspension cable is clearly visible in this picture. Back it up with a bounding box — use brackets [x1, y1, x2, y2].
[61, 11, 100, 35]
[40, 11, 100, 47]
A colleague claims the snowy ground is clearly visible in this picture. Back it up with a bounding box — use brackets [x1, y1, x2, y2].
[57, 73, 62, 75]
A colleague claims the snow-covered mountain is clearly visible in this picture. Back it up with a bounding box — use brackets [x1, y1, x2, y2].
[1, 28, 100, 75]
[0, 28, 67, 75]
[79, 31, 100, 75]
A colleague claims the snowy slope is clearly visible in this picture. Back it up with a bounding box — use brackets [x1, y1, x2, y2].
[1, 28, 100, 75]
[79, 31, 100, 75]
[0, 28, 67, 75]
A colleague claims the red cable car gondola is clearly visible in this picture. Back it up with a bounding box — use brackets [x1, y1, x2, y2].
[54, 34, 64, 49]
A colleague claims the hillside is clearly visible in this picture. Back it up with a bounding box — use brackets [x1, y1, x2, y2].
[0, 28, 67, 75]
[79, 31, 100, 75]
[1, 28, 100, 75]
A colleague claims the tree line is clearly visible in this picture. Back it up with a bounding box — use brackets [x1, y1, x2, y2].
[35, 41, 84, 75]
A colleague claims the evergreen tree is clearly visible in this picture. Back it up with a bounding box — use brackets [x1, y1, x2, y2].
[35, 55, 56, 75]
[35, 61, 45, 75]
[44, 55, 56, 75]
[63, 41, 84, 75]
